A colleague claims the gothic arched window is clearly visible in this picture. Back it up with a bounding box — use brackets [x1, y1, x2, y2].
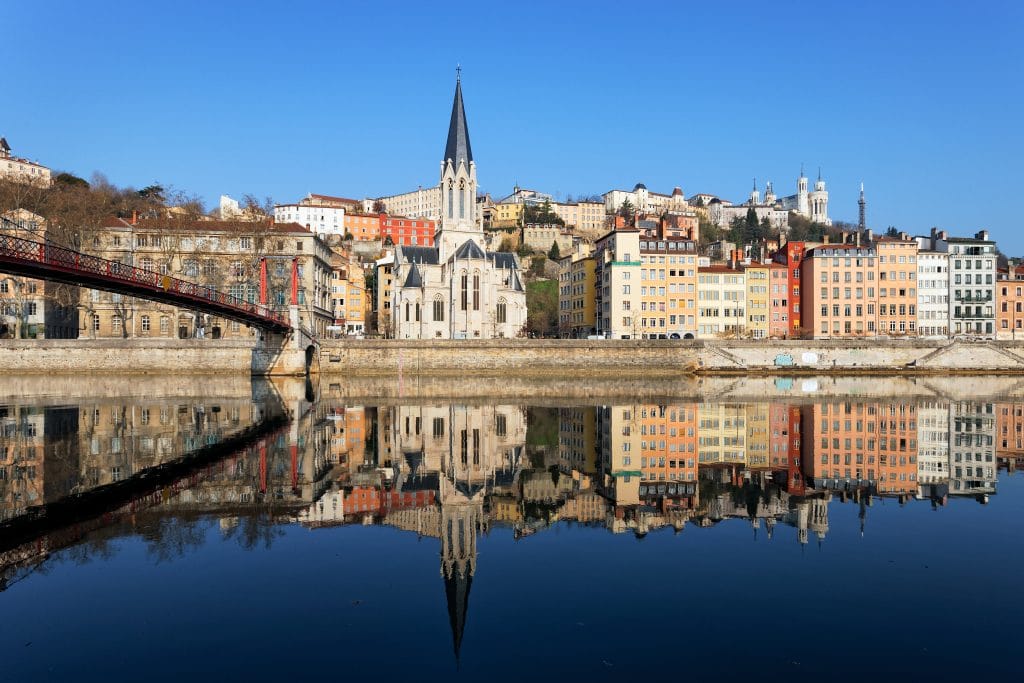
[473, 271, 480, 310]
[448, 183, 454, 220]
[459, 182, 466, 219]
[433, 296, 445, 322]
[497, 297, 507, 324]
[460, 271, 469, 311]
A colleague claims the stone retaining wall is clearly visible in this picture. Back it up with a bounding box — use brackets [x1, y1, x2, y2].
[6, 338, 1024, 377]
[0, 339, 256, 374]
[318, 339, 1024, 376]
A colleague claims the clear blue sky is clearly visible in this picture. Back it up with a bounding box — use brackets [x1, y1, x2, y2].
[3, 1, 1022, 250]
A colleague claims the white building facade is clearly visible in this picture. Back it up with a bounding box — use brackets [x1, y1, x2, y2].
[274, 203, 346, 237]
[916, 250, 950, 337]
[603, 184, 687, 216]
[0, 137, 51, 187]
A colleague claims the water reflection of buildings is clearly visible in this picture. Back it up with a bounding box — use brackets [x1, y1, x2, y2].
[5, 392, 1021, 655]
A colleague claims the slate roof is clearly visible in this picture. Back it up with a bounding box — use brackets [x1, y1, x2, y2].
[488, 252, 518, 270]
[402, 263, 423, 288]
[399, 245, 439, 265]
[444, 78, 473, 168]
[454, 239, 486, 260]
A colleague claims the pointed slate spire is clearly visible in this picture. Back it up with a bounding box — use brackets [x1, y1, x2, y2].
[444, 70, 473, 169]
[445, 567, 473, 663]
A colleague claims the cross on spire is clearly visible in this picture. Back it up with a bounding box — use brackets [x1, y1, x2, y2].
[456, 64, 461, 82]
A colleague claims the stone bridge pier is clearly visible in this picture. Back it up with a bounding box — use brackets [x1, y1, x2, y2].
[252, 306, 320, 376]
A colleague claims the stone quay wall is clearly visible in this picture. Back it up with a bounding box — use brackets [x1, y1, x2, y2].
[0, 339, 256, 374]
[6, 338, 1024, 378]
[319, 338, 1024, 377]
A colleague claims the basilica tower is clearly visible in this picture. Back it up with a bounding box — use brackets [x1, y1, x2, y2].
[797, 165, 809, 216]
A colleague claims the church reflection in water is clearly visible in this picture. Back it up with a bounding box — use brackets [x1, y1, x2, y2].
[2, 394, 1022, 656]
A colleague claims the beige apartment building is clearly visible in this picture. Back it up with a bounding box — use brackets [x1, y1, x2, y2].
[1, 210, 78, 338]
[551, 201, 606, 233]
[558, 252, 596, 337]
[522, 224, 573, 254]
[82, 217, 334, 339]
[697, 265, 746, 338]
[329, 247, 367, 336]
[875, 238, 920, 336]
[594, 227, 641, 338]
[377, 185, 442, 222]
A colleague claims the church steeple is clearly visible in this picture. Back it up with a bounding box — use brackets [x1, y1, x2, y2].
[438, 69, 481, 256]
[444, 69, 473, 170]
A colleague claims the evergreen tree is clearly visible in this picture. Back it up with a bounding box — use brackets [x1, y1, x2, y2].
[548, 241, 561, 260]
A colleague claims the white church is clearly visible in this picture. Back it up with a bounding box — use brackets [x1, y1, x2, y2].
[389, 74, 527, 339]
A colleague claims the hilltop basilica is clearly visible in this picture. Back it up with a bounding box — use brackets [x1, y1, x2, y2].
[389, 75, 526, 339]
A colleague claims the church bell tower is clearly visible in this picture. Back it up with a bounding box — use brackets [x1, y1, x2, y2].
[437, 68, 481, 259]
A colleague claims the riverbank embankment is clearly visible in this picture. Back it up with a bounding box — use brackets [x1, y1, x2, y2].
[319, 338, 1024, 377]
[6, 338, 1024, 378]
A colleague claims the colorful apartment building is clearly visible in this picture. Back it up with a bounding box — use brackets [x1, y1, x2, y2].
[329, 248, 367, 336]
[768, 261, 790, 337]
[778, 240, 812, 337]
[801, 239, 919, 339]
[640, 238, 698, 338]
[875, 237, 919, 336]
[744, 262, 770, 339]
[996, 264, 1024, 339]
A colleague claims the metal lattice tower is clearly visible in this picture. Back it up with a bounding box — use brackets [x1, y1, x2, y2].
[858, 182, 867, 231]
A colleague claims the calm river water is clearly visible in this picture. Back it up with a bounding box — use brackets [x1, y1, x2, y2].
[1, 375, 1022, 681]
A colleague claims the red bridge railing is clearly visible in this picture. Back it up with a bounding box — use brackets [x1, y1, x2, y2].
[0, 232, 290, 330]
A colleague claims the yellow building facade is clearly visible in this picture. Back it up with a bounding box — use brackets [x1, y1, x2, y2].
[744, 263, 770, 339]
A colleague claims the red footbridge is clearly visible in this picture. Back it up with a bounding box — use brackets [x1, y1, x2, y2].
[0, 232, 292, 333]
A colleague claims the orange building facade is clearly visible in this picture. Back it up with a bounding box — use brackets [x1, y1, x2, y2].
[800, 239, 919, 339]
[380, 214, 435, 247]
[996, 264, 1024, 339]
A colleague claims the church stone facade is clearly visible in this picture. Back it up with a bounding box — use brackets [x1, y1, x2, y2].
[390, 76, 526, 339]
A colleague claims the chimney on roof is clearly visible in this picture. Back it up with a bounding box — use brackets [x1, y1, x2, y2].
[866, 229, 874, 244]
[977, 229, 990, 241]
[823, 234, 830, 245]
[900, 231, 910, 241]
[131, 210, 137, 226]
[855, 231, 861, 247]
[729, 249, 743, 269]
